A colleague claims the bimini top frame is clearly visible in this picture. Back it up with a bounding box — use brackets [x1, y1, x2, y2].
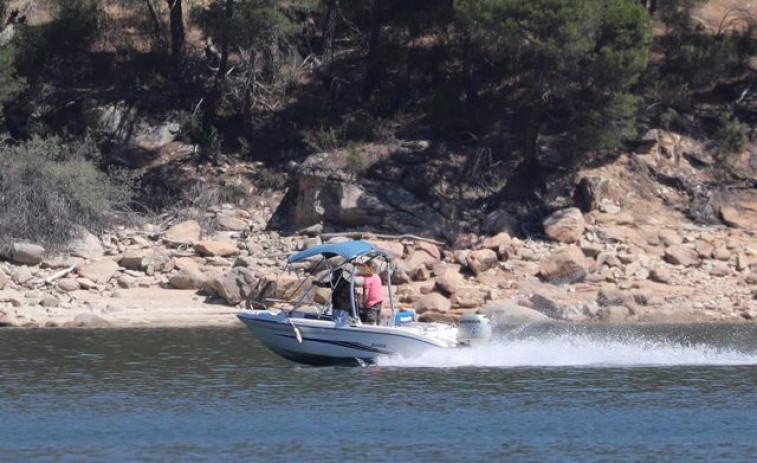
[285, 240, 397, 323]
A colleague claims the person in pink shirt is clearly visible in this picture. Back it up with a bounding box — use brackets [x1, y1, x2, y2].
[357, 262, 382, 325]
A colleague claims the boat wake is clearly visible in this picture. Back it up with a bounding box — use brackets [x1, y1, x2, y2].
[376, 327, 757, 368]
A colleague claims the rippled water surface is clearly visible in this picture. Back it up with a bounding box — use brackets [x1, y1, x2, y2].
[2, 324, 757, 462]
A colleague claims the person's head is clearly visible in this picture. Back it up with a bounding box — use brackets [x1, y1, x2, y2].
[331, 268, 345, 284]
[357, 263, 373, 276]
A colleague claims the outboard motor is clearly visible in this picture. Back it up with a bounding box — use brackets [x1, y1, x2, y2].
[457, 314, 493, 346]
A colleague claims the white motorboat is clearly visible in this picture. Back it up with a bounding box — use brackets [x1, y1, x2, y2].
[237, 240, 492, 365]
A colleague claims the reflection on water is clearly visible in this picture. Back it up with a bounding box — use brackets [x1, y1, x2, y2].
[2, 325, 757, 462]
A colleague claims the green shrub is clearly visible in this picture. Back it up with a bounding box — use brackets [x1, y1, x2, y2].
[304, 127, 341, 153]
[714, 115, 748, 158]
[256, 166, 280, 190]
[0, 136, 133, 249]
[217, 184, 246, 204]
[346, 144, 365, 175]
[179, 113, 221, 162]
[656, 107, 679, 130]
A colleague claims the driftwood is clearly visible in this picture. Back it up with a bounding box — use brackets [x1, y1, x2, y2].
[43, 264, 76, 285]
[318, 231, 445, 246]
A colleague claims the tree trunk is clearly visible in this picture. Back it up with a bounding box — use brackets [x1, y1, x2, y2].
[166, 0, 185, 80]
[320, 0, 338, 90]
[362, 0, 383, 101]
[321, 0, 338, 61]
[216, 0, 234, 82]
[462, 29, 477, 106]
[145, 0, 166, 49]
[524, 75, 545, 174]
[639, 0, 657, 15]
[648, 0, 657, 15]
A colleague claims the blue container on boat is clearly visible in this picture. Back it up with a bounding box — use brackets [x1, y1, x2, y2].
[394, 310, 414, 326]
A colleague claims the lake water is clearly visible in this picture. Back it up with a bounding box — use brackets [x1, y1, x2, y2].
[2, 324, 757, 462]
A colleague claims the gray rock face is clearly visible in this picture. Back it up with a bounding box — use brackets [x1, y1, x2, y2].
[86, 101, 179, 147]
[11, 243, 45, 265]
[279, 151, 448, 237]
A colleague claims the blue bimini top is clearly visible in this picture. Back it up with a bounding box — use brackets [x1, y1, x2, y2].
[286, 240, 387, 263]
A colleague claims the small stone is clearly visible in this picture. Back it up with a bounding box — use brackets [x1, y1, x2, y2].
[712, 246, 731, 261]
[649, 268, 672, 284]
[57, 279, 81, 292]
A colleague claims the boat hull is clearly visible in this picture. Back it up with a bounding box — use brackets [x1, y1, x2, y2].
[237, 310, 456, 366]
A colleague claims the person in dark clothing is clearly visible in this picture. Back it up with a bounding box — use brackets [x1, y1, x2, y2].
[315, 268, 353, 325]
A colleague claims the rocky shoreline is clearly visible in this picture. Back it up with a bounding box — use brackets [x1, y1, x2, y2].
[2, 132, 757, 328]
[1, 191, 755, 328]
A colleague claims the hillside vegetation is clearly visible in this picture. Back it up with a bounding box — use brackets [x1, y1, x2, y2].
[0, 0, 755, 245]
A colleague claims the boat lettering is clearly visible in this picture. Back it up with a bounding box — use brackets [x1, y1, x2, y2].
[371, 343, 387, 348]
[460, 319, 481, 324]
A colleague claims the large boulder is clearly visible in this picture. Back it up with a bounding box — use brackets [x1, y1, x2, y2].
[11, 243, 45, 265]
[67, 228, 104, 259]
[664, 245, 700, 267]
[164, 220, 202, 245]
[449, 288, 486, 309]
[719, 204, 757, 230]
[465, 249, 498, 275]
[277, 150, 449, 236]
[210, 267, 258, 305]
[403, 250, 439, 280]
[434, 264, 464, 295]
[530, 292, 584, 321]
[216, 214, 249, 232]
[543, 208, 585, 243]
[573, 176, 608, 212]
[194, 241, 239, 258]
[141, 249, 172, 274]
[539, 245, 588, 284]
[412, 292, 451, 313]
[368, 239, 404, 260]
[77, 259, 119, 284]
[169, 267, 209, 290]
[415, 241, 441, 261]
[120, 249, 145, 270]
